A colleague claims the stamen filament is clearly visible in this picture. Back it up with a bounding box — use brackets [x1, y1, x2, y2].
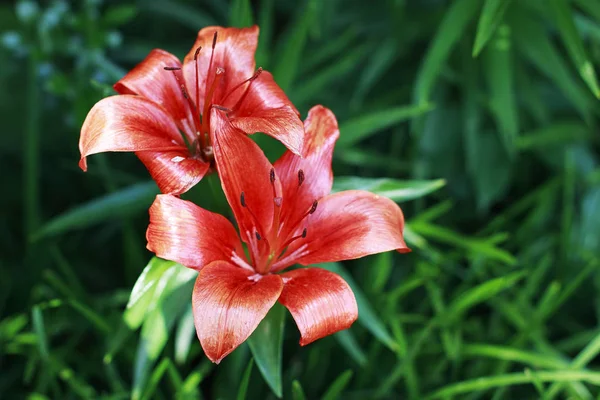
[201, 67, 224, 135]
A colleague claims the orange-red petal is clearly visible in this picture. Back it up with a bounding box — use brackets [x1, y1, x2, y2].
[192, 261, 283, 363]
[136, 151, 209, 195]
[274, 105, 339, 240]
[273, 190, 410, 271]
[182, 26, 258, 112]
[278, 268, 357, 346]
[146, 195, 245, 270]
[228, 71, 304, 155]
[113, 49, 197, 143]
[79, 95, 185, 171]
[210, 108, 280, 245]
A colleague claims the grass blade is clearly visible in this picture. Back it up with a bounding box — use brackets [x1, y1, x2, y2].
[550, 0, 600, 98]
[472, 0, 513, 56]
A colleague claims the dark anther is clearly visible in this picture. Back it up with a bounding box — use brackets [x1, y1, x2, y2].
[180, 85, 188, 99]
[309, 200, 318, 214]
[212, 31, 218, 49]
[270, 168, 275, 183]
[301, 228, 307, 238]
[255, 231, 261, 240]
[164, 66, 182, 71]
[194, 46, 202, 60]
[240, 192, 246, 207]
[298, 169, 305, 186]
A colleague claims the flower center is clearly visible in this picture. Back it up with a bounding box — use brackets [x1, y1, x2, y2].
[163, 31, 263, 163]
[240, 168, 318, 275]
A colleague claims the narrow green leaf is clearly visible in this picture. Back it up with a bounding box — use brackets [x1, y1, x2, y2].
[334, 330, 367, 367]
[338, 103, 434, 147]
[32, 182, 159, 241]
[247, 303, 285, 398]
[174, 304, 195, 365]
[409, 222, 516, 265]
[236, 359, 254, 400]
[141, 2, 216, 29]
[124, 257, 177, 329]
[574, 0, 600, 23]
[517, 121, 590, 149]
[31, 306, 48, 361]
[140, 267, 196, 360]
[483, 24, 518, 154]
[512, 12, 594, 120]
[448, 272, 525, 319]
[230, 0, 253, 28]
[424, 370, 600, 399]
[272, 0, 318, 91]
[332, 177, 445, 202]
[294, 45, 366, 105]
[463, 344, 565, 369]
[323, 263, 396, 351]
[472, 0, 513, 56]
[550, 0, 600, 98]
[291, 380, 307, 400]
[351, 39, 399, 108]
[322, 369, 353, 400]
[414, 0, 479, 103]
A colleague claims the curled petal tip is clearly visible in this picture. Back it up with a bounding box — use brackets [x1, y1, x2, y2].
[78, 157, 88, 172]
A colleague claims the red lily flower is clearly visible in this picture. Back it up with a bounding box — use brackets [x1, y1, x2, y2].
[146, 106, 410, 363]
[79, 26, 303, 195]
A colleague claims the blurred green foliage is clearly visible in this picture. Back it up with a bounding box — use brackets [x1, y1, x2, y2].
[1, 0, 600, 398]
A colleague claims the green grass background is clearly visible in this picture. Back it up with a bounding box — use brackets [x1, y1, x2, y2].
[1, 0, 600, 398]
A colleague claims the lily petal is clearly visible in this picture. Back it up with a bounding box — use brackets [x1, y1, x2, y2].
[273, 190, 410, 271]
[211, 108, 280, 244]
[136, 151, 209, 195]
[274, 105, 339, 239]
[278, 268, 357, 346]
[113, 49, 197, 143]
[192, 261, 283, 363]
[79, 95, 185, 171]
[228, 71, 304, 155]
[147, 195, 245, 270]
[182, 26, 258, 112]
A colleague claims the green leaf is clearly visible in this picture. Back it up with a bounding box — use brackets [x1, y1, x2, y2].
[294, 45, 366, 105]
[139, 267, 196, 360]
[103, 4, 138, 26]
[236, 359, 254, 400]
[468, 131, 512, 211]
[334, 330, 367, 367]
[483, 24, 519, 154]
[291, 380, 307, 400]
[332, 177, 445, 202]
[550, 0, 600, 98]
[31, 182, 159, 241]
[141, 1, 216, 30]
[230, 0, 253, 28]
[338, 103, 434, 147]
[472, 0, 513, 56]
[448, 271, 526, 319]
[174, 304, 195, 365]
[247, 303, 285, 398]
[272, 0, 319, 91]
[322, 263, 397, 351]
[516, 121, 590, 150]
[414, 0, 479, 103]
[512, 12, 594, 121]
[424, 371, 600, 399]
[124, 257, 177, 329]
[322, 369, 353, 400]
[31, 306, 48, 361]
